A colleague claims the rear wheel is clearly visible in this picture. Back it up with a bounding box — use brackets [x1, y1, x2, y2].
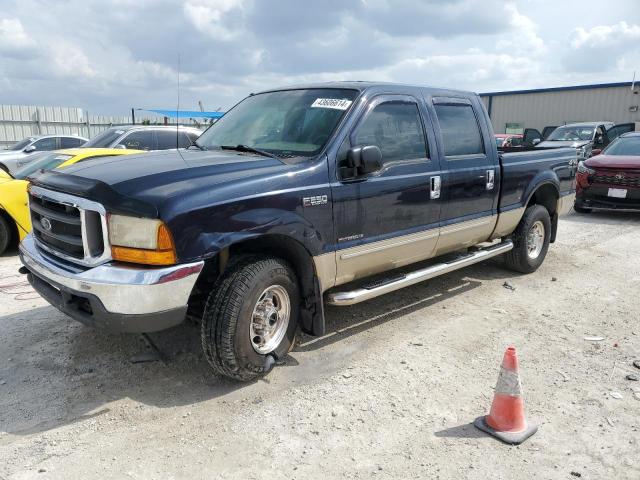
[0, 215, 12, 255]
[504, 205, 551, 273]
[201, 256, 299, 381]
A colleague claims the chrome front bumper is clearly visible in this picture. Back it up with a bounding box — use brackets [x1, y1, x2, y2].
[19, 234, 204, 332]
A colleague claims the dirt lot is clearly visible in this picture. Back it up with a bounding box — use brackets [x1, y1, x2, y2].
[1, 210, 639, 480]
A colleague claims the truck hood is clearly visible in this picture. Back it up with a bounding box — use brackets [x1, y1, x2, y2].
[536, 140, 590, 149]
[585, 154, 640, 170]
[29, 149, 294, 217]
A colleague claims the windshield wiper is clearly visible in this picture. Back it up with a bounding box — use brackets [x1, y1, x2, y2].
[220, 144, 280, 160]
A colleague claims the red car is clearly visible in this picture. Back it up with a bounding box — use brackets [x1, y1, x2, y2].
[574, 132, 640, 213]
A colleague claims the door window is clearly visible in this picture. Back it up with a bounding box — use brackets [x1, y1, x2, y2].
[351, 101, 428, 164]
[119, 131, 155, 150]
[32, 137, 58, 151]
[434, 104, 484, 157]
[156, 130, 179, 150]
[60, 137, 86, 148]
[606, 124, 635, 142]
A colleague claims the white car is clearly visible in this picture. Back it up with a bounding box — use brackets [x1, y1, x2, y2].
[0, 134, 87, 174]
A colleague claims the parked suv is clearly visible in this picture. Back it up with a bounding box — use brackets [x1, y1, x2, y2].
[574, 132, 640, 213]
[83, 126, 201, 151]
[0, 134, 88, 174]
[19, 82, 576, 381]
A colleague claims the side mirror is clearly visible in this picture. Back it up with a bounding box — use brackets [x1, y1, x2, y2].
[341, 145, 382, 179]
[23, 145, 36, 153]
[532, 138, 541, 146]
[591, 148, 602, 157]
[114, 144, 127, 149]
[595, 135, 604, 145]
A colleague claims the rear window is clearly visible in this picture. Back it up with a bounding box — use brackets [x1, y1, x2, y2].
[434, 104, 484, 156]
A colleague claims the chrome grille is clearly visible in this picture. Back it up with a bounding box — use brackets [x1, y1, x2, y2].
[29, 186, 112, 267]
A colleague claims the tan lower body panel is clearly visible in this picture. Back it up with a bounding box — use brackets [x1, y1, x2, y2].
[490, 207, 525, 240]
[433, 215, 497, 257]
[334, 228, 439, 286]
[557, 192, 576, 215]
[316, 214, 497, 290]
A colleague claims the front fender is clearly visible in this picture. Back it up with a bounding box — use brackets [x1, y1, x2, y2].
[169, 196, 333, 263]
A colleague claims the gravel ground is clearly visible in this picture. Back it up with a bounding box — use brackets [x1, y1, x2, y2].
[1, 210, 639, 480]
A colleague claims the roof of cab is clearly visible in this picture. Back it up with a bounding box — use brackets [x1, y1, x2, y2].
[253, 81, 479, 98]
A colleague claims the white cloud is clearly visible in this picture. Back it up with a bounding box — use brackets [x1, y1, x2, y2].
[183, 0, 245, 40]
[570, 21, 640, 49]
[0, 18, 35, 55]
[1, 0, 639, 114]
[498, 4, 545, 56]
[50, 43, 97, 78]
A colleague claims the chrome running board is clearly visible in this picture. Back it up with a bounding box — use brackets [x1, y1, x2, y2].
[326, 240, 513, 306]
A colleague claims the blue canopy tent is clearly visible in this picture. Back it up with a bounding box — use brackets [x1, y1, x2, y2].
[142, 109, 224, 119]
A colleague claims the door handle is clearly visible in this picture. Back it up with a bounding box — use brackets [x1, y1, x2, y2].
[430, 175, 441, 199]
[486, 169, 495, 190]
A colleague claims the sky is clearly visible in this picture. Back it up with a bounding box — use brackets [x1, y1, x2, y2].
[1, 0, 639, 116]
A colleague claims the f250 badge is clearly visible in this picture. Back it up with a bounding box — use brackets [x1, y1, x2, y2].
[303, 195, 328, 207]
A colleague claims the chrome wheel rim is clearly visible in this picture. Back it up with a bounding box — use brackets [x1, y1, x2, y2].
[250, 285, 290, 354]
[526, 221, 545, 259]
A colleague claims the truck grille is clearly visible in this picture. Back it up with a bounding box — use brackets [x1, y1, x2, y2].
[592, 170, 640, 188]
[29, 186, 111, 266]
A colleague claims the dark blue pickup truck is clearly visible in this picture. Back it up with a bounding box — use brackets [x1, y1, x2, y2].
[19, 82, 577, 380]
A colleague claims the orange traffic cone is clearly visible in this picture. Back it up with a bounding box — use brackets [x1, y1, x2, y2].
[474, 346, 538, 445]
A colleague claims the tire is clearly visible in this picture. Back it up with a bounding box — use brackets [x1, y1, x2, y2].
[573, 202, 591, 214]
[503, 205, 551, 274]
[201, 256, 299, 381]
[0, 215, 12, 255]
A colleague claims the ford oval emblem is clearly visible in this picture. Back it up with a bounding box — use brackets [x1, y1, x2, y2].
[40, 217, 52, 231]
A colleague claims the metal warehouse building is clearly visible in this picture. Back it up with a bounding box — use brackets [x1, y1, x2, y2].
[480, 81, 640, 134]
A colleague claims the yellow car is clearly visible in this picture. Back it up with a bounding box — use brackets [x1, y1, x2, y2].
[0, 148, 144, 255]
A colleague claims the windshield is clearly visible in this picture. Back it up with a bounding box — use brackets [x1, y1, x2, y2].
[84, 128, 126, 147]
[196, 88, 358, 159]
[10, 138, 34, 151]
[602, 136, 640, 156]
[547, 126, 594, 142]
[13, 153, 73, 179]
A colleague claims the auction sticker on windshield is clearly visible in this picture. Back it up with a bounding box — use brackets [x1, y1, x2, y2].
[311, 98, 353, 110]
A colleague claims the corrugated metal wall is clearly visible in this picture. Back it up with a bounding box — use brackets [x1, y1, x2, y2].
[0, 105, 132, 149]
[481, 85, 640, 133]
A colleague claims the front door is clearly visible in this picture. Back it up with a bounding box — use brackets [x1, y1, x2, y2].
[331, 94, 442, 285]
[429, 97, 499, 256]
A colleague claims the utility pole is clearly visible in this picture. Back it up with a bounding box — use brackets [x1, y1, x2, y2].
[131, 108, 136, 125]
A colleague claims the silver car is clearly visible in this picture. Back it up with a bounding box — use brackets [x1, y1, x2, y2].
[0, 134, 88, 174]
[82, 125, 202, 150]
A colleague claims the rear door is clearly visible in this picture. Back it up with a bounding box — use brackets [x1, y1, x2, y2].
[429, 97, 498, 254]
[606, 123, 636, 142]
[331, 94, 442, 285]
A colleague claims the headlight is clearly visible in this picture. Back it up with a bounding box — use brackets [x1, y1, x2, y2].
[577, 145, 591, 159]
[107, 214, 177, 265]
[577, 161, 595, 175]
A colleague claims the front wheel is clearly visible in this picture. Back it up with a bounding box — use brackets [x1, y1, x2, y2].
[201, 256, 299, 381]
[503, 205, 551, 274]
[0, 215, 13, 255]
